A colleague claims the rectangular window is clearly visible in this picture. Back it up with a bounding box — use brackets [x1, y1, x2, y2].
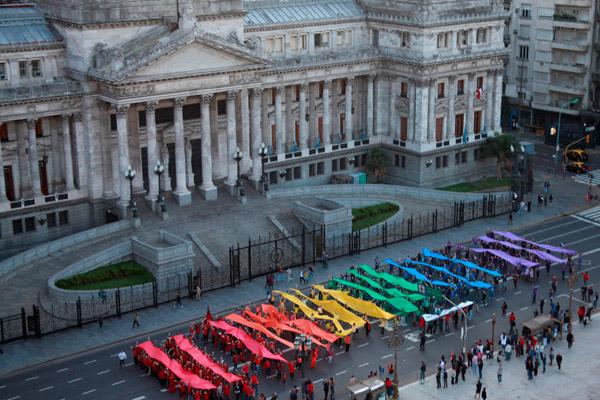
[473, 148, 480, 160]
[455, 152, 460, 165]
[401, 156, 406, 168]
[435, 117, 444, 142]
[59, 210, 69, 225]
[400, 32, 410, 48]
[437, 82, 445, 98]
[309, 163, 316, 177]
[294, 167, 301, 179]
[519, 45, 529, 60]
[461, 151, 467, 163]
[442, 155, 448, 168]
[19, 61, 28, 78]
[0, 123, 7, 142]
[340, 79, 346, 96]
[521, 8, 531, 18]
[455, 113, 465, 138]
[476, 28, 487, 44]
[476, 77, 484, 90]
[35, 119, 43, 138]
[400, 82, 408, 98]
[474, 110, 482, 134]
[400, 116, 408, 141]
[295, 85, 300, 102]
[0, 62, 6, 80]
[394, 154, 400, 167]
[371, 29, 379, 48]
[318, 82, 324, 99]
[217, 100, 226, 115]
[336, 30, 352, 47]
[457, 79, 465, 95]
[31, 59, 42, 77]
[47, 213, 57, 228]
[437, 32, 448, 49]
[317, 162, 325, 175]
[13, 220, 23, 235]
[436, 156, 441, 169]
[332, 159, 338, 172]
[314, 32, 330, 48]
[24, 217, 36, 232]
[361, 153, 367, 166]
[340, 157, 347, 170]
[457, 30, 469, 47]
[290, 34, 307, 51]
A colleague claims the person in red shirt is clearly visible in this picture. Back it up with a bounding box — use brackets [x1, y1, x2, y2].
[250, 374, 259, 393]
[509, 312, 516, 329]
[344, 335, 351, 352]
[288, 361, 295, 379]
[194, 390, 201, 400]
[307, 380, 315, 400]
[385, 377, 393, 396]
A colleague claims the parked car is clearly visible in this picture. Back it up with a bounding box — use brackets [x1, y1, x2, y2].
[564, 148, 588, 162]
[565, 161, 591, 174]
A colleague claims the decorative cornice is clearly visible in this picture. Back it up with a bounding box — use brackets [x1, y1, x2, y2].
[46, 17, 165, 30]
[244, 17, 365, 33]
[0, 42, 66, 54]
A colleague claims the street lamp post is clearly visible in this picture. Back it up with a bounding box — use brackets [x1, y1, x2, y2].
[233, 147, 244, 198]
[153, 160, 165, 213]
[278, 169, 287, 183]
[588, 173, 594, 201]
[491, 313, 497, 354]
[258, 143, 269, 193]
[552, 97, 580, 177]
[124, 165, 137, 218]
[393, 348, 399, 399]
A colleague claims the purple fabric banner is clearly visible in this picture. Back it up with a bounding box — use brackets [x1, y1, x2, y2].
[477, 236, 567, 264]
[471, 248, 538, 269]
[492, 231, 578, 255]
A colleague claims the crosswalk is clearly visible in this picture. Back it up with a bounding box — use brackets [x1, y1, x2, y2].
[573, 169, 600, 186]
[577, 205, 600, 224]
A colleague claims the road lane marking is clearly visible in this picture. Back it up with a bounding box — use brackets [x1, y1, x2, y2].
[407, 346, 415, 351]
[445, 332, 455, 337]
[56, 368, 69, 373]
[112, 380, 126, 386]
[97, 370, 110, 375]
[335, 370, 347, 376]
[25, 376, 39, 381]
[483, 319, 492, 323]
[514, 291, 522, 295]
[313, 379, 323, 384]
[495, 297, 504, 302]
[132, 397, 147, 400]
[572, 215, 600, 228]
[6, 396, 20, 400]
[68, 378, 82, 383]
[82, 389, 96, 395]
[110, 353, 118, 357]
[336, 351, 345, 356]
[523, 219, 580, 236]
[426, 339, 435, 344]
[382, 353, 393, 359]
[359, 362, 369, 367]
[124, 362, 134, 367]
[160, 388, 168, 392]
[381, 335, 389, 339]
[39, 386, 54, 392]
[536, 225, 595, 242]
[83, 360, 97, 365]
[520, 306, 529, 311]
[267, 374, 277, 379]
[358, 342, 370, 348]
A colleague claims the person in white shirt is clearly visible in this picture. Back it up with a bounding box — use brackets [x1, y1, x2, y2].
[118, 350, 127, 367]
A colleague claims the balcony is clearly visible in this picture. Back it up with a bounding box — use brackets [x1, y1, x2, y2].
[553, 14, 591, 29]
[547, 83, 585, 96]
[0, 81, 81, 104]
[554, 0, 591, 6]
[551, 41, 589, 52]
[549, 62, 587, 74]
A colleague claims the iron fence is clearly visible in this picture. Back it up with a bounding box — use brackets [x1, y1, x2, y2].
[0, 193, 510, 345]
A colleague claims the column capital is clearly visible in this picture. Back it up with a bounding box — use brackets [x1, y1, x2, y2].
[113, 104, 129, 117]
[368, 74, 376, 83]
[61, 113, 72, 121]
[201, 94, 213, 105]
[300, 83, 309, 92]
[174, 97, 186, 108]
[346, 76, 354, 86]
[26, 118, 36, 129]
[323, 80, 331, 89]
[427, 78, 437, 88]
[227, 90, 239, 102]
[274, 86, 283, 96]
[146, 101, 158, 113]
[468, 72, 476, 79]
[448, 75, 457, 83]
[250, 88, 263, 98]
[73, 113, 82, 122]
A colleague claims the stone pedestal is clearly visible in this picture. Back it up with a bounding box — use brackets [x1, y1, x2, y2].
[224, 181, 236, 196]
[200, 185, 218, 201]
[145, 196, 157, 212]
[173, 190, 192, 206]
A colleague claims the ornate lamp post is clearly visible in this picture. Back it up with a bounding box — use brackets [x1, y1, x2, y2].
[233, 147, 245, 198]
[278, 169, 287, 183]
[491, 313, 497, 354]
[348, 156, 355, 168]
[258, 143, 269, 192]
[124, 165, 137, 218]
[153, 160, 165, 212]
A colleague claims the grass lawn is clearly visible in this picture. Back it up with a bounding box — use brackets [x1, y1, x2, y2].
[352, 202, 400, 231]
[438, 177, 511, 192]
[56, 260, 154, 290]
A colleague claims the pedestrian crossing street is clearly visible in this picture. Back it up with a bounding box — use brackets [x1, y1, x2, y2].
[577, 205, 600, 224]
[573, 169, 600, 186]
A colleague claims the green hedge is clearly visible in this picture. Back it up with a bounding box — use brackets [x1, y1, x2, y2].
[352, 202, 400, 231]
[56, 260, 154, 290]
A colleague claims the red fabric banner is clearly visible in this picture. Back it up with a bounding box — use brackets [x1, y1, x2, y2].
[171, 335, 241, 383]
[136, 341, 216, 390]
[289, 319, 338, 343]
[225, 313, 294, 349]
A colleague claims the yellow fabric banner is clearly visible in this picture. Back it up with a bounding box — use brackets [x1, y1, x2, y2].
[313, 285, 396, 320]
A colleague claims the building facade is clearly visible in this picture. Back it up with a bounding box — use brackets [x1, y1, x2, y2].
[504, 0, 598, 137]
[0, 0, 508, 253]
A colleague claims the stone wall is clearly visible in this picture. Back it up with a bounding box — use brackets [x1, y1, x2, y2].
[293, 198, 353, 239]
[0, 219, 132, 281]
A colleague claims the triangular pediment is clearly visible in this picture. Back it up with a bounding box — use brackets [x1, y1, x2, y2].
[129, 40, 257, 80]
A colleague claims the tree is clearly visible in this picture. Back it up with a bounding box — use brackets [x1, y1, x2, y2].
[481, 134, 520, 179]
[366, 148, 389, 183]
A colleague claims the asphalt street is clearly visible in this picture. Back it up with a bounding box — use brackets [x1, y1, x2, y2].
[1, 212, 600, 400]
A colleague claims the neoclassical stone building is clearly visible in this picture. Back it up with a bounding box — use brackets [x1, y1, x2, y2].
[0, 0, 508, 253]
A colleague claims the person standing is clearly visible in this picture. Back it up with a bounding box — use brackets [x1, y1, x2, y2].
[556, 353, 563, 370]
[175, 289, 183, 308]
[344, 334, 351, 352]
[549, 347, 554, 366]
[497, 358, 503, 382]
[132, 313, 140, 329]
[474, 379, 482, 399]
[419, 331, 426, 352]
[329, 377, 335, 400]
[481, 387, 487, 400]
[443, 368, 448, 388]
[508, 213, 513, 225]
[435, 368, 441, 389]
[118, 350, 127, 367]
[323, 378, 329, 400]
[477, 356, 484, 379]
[419, 361, 426, 384]
[566, 331, 574, 348]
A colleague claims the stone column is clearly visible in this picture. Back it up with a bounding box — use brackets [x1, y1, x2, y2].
[446, 76, 456, 141]
[427, 79, 436, 143]
[185, 137, 194, 187]
[240, 88, 251, 170]
[375, 74, 390, 136]
[145, 101, 159, 203]
[485, 72, 494, 133]
[200, 94, 217, 200]
[26, 119, 42, 197]
[0, 139, 6, 201]
[51, 122, 62, 188]
[61, 114, 75, 191]
[493, 70, 503, 133]
[408, 79, 416, 141]
[226, 91, 238, 189]
[466, 72, 475, 141]
[308, 83, 317, 146]
[299, 83, 308, 149]
[285, 86, 294, 148]
[73, 113, 87, 189]
[389, 77, 398, 139]
[115, 105, 130, 205]
[274, 87, 284, 154]
[345, 77, 353, 139]
[322, 80, 331, 145]
[250, 89, 263, 182]
[367, 75, 374, 138]
[173, 97, 191, 205]
[414, 80, 428, 143]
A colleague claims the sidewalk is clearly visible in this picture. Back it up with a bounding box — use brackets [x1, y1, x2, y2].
[398, 311, 600, 399]
[0, 173, 595, 377]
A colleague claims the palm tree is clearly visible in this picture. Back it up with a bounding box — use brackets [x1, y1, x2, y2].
[481, 134, 520, 179]
[366, 148, 389, 183]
